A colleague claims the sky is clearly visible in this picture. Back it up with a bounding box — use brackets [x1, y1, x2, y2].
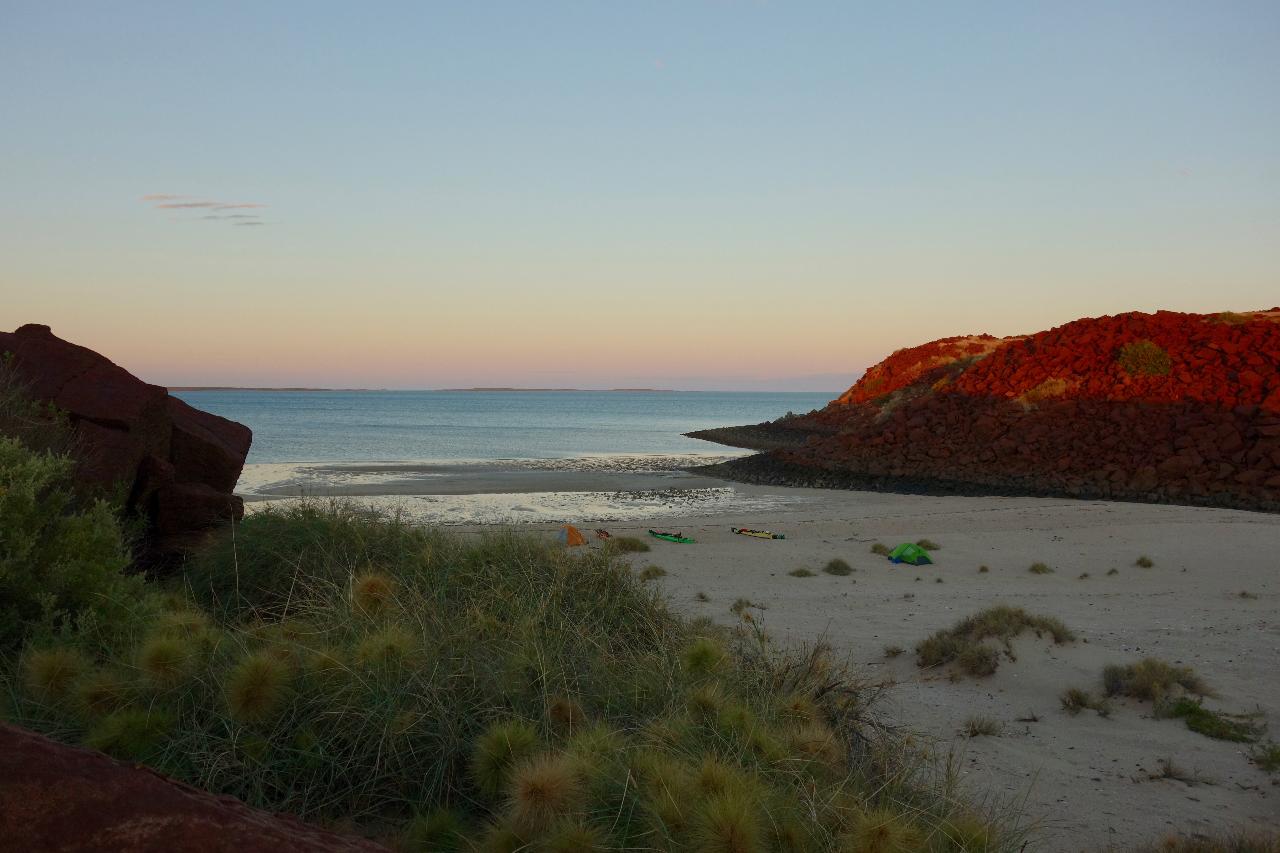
[2, 1, 1277, 391]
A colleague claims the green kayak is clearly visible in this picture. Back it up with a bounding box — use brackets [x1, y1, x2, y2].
[648, 529, 694, 544]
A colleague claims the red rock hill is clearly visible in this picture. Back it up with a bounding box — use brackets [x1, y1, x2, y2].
[787, 310, 1280, 510]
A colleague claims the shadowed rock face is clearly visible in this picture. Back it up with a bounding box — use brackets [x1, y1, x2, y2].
[0, 324, 251, 557]
[0, 723, 388, 852]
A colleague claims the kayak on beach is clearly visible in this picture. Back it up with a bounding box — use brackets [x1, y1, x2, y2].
[648, 529, 695, 544]
[732, 527, 785, 540]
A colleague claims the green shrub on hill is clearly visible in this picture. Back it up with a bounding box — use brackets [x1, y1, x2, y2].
[1116, 339, 1172, 376]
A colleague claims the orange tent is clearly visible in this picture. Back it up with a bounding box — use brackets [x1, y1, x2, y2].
[558, 524, 587, 546]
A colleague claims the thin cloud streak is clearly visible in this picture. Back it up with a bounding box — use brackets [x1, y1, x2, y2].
[141, 193, 270, 225]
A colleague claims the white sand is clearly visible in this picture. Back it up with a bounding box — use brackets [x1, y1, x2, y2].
[562, 486, 1278, 851]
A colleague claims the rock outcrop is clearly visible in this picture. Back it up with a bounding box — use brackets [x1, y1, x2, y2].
[0, 324, 251, 554]
[702, 310, 1280, 512]
[0, 722, 388, 852]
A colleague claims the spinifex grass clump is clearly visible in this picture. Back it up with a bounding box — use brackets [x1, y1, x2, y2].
[916, 605, 1075, 676]
[1116, 339, 1172, 376]
[1, 500, 1018, 851]
[822, 558, 853, 576]
[1164, 698, 1263, 743]
[609, 536, 650, 554]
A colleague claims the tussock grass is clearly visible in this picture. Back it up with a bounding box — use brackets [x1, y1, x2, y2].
[822, 558, 853, 576]
[1060, 687, 1110, 717]
[1, 500, 1021, 850]
[915, 539, 940, 551]
[916, 606, 1074, 676]
[609, 536, 650, 554]
[1028, 562, 1053, 575]
[978, 565, 989, 573]
[1117, 339, 1172, 376]
[638, 565, 667, 581]
[1135, 555, 1154, 568]
[963, 716, 1001, 737]
[870, 543, 891, 556]
[788, 567, 815, 578]
[1103, 658, 1213, 703]
[883, 645, 904, 659]
[1251, 743, 1280, 773]
[1107, 568, 1120, 576]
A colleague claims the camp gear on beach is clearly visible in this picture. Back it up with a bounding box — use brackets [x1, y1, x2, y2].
[887, 542, 932, 565]
[649, 529, 695, 544]
[732, 527, 785, 540]
[594, 529, 612, 540]
[558, 525, 587, 546]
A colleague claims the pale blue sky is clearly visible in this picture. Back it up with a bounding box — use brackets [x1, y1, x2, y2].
[2, 2, 1277, 389]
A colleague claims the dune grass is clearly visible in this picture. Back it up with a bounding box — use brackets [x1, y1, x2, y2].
[1163, 698, 1263, 743]
[788, 567, 816, 578]
[963, 716, 1001, 738]
[638, 565, 667, 581]
[1, 499, 1022, 851]
[1059, 687, 1110, 718]
[1103, 658, 1213, 703]
[1135, 555, 1154, 568]
[1028, 562, 1052, 575]
[915, 606, 1074, 676]
[609, 536, 651, 554]
[870, 543, 891, 556]
[915, 539, 940, 551]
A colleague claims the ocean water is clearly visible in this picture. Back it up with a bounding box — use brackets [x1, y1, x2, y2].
[173, 390, 834, 465]
[172, 390, 835, 524]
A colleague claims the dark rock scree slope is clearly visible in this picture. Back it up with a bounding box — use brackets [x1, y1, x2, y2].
[689, 310, 1280, 511]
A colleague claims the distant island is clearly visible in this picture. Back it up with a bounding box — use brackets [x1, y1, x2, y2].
[169, 386, 677, 393]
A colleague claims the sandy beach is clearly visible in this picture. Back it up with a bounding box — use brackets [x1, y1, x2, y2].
[237, 461, 1280, 850]
[571, 486, 1280, 851]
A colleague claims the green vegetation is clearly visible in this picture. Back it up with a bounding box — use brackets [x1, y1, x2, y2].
[1028, 562, 1053, 575]
[821, 559, 853, 577]
[1212, 311, 1251, 325]
[978, 565, 989, 573]
[638, 565, 667, 581]
[1060, 687, 1110, 717]
[1135, 555, 1154, 568]
[1103, 658, 1213, 703]
[1117, 339, 1172, 376]
[1163, 698, 1263, 744]
[1, 499, 1020, 849]
[915, 539, 940, 551]
[963, 716, 1001, 738]
[870, 543, 891, 556]
[609, 536, 651, 554]
[1252, 743, 1280, 774]
[788, 567, 815, 578]
[915, 606, 1074, 677]
[883, 645, 904, 659]
[0, 433, 146, 649]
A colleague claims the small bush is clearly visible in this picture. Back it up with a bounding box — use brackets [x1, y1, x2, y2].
[611, 536, 650, 554]
[729, 598, 756, 616]
[1028, 562, 1052, 575]
[883, 645, 904, 659]
[822, 559, 853, 576]
[963, 716, 1001, 737]
[787, 568, 815, 578]
[1239, 591, 1258, 600]
[1135, 555, 1154, 568]
[978, 565, 989, 573]
[915, 539, 940, 551]
[1212, 311, 1251, 325]
[1103, 658, 1213, 703]
[638, 565, 666, 581]
[1107, 568, 1119, 576]
[1078, 572, 1090, 580]
[1060, 687, 1110, 717]
[1117, 339, 1172, 376]
[870, 543, 891, 556]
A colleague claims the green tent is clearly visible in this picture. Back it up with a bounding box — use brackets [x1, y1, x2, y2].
[887, 543, 933, 565]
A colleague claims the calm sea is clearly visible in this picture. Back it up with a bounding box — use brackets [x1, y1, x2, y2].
[173, 390, 835, 465]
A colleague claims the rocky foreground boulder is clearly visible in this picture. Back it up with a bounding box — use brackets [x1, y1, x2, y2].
[0, 323, 251, 556]
[0, 723, 387, 852]
[699, 310, 1280, 511]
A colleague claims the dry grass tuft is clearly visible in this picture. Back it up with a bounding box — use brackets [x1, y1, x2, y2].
[22, 647, 89, 704]
[507, 753, 583, 833]
[915, 539, 940, 551]
[1060, 687, 1110, 717]
[1135, 555, 1154, 568]
[638, 565, 667, 581]
[822, 558, 853, 576]
[963, 715, 1001, 737]
[870, 543, 891, 556]
[788, 567, 815, 578]
[1103, 658, 1213, 703]
[916, 606, 1074, 676]
[610, 536, 650, 554]
[1028, 562, 1053, 575]
[351, 570, 397, 616]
